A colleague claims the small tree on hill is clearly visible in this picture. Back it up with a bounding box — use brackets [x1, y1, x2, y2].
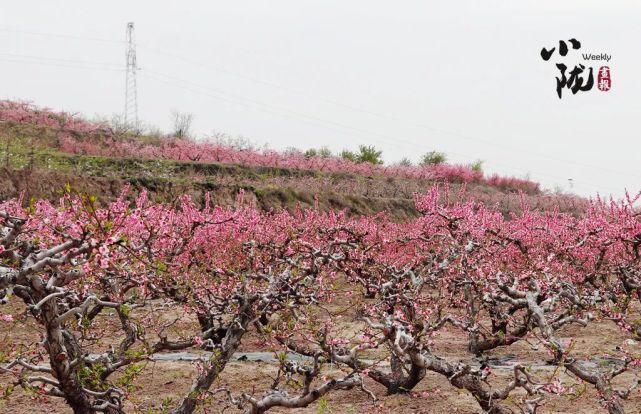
[340, 149, 358, 162]
[357, 145, 383, 164]
[210, 131, 254, 150]
[171, 110, 193, 138]
[420, 151, 447, 165]
[396, 157, 413, 166]
[341, 146, 383, 164]
[470, 159, 484, 173]
[305, 147, 332, 158]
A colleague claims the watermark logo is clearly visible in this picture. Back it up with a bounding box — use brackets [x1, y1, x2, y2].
[597, 66, 611, 91]
[540, 39, 612, 98]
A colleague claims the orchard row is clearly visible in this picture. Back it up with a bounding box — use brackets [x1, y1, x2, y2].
[1, 186, 640, 413]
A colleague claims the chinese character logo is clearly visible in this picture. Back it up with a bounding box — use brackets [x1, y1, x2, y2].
[540, 39, 612, 98]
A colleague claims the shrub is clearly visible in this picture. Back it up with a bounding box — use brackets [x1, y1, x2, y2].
[470, 159, 483, 173]
[420, 150, 447, 165]
[356, 145, 383, 164]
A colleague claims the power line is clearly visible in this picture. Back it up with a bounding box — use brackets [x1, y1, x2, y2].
[0, 52, 121, 69]
[141, 69, 620, 194]
[0, 56, 124, 72]
[0, 27, 123, 44]
[139, 46, 641, 183]
[1, 27, 637, 183]
[0, 50, 621, 194]
[0, 29, 630, 194]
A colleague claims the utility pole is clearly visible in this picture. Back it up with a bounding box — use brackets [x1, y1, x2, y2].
[124, 22, 138, 130]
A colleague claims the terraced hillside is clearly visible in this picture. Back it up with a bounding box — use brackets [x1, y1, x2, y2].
[0, 100, 588, 218]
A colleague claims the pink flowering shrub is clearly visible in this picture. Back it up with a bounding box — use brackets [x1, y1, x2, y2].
[0, 100, 107, 135]
[485, 173, 541, 194]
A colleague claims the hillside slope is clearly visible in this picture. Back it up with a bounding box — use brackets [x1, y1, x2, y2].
[0, 100, 588, 218]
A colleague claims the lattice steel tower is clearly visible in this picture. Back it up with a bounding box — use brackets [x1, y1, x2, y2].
[124, 22, 138, 129]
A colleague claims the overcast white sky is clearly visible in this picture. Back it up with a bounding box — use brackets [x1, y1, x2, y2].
[0, 1, 639, 197]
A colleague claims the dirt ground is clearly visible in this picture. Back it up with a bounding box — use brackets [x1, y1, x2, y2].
[1, 297, 641, 414]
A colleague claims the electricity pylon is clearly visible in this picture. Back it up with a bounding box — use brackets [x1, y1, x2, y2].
[124, 22, 138, 130]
